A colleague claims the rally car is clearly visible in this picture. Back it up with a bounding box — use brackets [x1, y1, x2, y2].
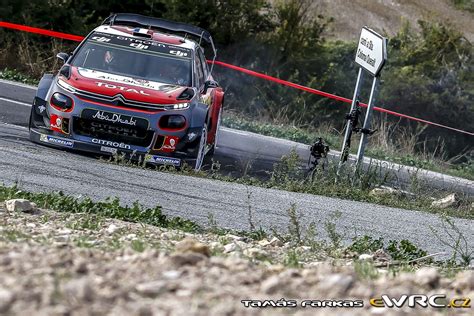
[29, 13, 224, 170]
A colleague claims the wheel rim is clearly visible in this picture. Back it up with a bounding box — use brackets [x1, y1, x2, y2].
[194, 125, 207, 171]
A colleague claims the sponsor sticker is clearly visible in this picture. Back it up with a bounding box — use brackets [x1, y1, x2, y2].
[100, 146, 118, 154]
[50, 114, 63, 133]
[82, 109, 148, 129]
[39, 134, 74, 148]
[145, 154, 181, 167]
[160, 136, 180, 152]
[91, 138, 131, 150]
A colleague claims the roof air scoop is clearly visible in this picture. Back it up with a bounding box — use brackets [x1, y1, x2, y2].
[132, 28, 152, 38]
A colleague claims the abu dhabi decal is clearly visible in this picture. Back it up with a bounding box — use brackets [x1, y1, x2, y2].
[39, 134, 74, 148]
[91, 138, 131, 149]
[145, 154, 181, 167]
[82, 109, 148, 130]
[92, 111, 137, 126]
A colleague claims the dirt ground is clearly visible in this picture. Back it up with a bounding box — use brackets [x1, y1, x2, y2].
[316, 0, 474, 42]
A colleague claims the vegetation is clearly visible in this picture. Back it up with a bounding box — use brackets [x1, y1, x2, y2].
[451, 0, 474, 12]
[0, 185, 200, 232]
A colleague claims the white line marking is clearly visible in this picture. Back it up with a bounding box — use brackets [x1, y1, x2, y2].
[0, 79, 37, 90]
[0, 97, 32, 107]
[1, 122, 28, 130]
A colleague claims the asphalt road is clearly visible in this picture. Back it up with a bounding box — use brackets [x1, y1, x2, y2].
[0, 79, 472, 255]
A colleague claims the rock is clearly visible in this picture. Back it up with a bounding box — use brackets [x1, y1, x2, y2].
[74, 259, 88, 274]
[26, 223, 36, 229]
[225, 234, 246, 242]
[318, 273, 354, 295]
[162, 270, 182, 280]
[369, 186, 397, 197]
[415, 267, 439, 288]
[169, 253, 207, 266]
[358, 254, 374, 261]
[268, 237, 283, 247]
[63, 278, 95, 302]
[431, 193, 459, 208]
[0, 288, 14, 313]
[258, 237, 283, 247]
[223, 243, 237, 254]
[258, 238, 270, 247]
[5, 199, 37, 212]
[105, 224, 119, 234]
[175, 238, 210, 257]
[260, 276, 281, 294]
[452, 271, 474, 291]
[57, 228, 72, 235]
[136, 280, 167, 297]
[126, 233, 137, 240]
[243, 248, 268, 259]
[373, 249, 392, 263]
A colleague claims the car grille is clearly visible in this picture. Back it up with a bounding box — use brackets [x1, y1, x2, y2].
[76, 89, 167, 112]
[73, 117, 154, 147]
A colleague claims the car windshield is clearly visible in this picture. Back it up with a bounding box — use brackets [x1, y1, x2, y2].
[71, 32, 192, 86]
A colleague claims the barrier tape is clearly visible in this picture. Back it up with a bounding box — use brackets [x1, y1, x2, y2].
[1, 21, 472, 136]
[0, 22, 84, 42]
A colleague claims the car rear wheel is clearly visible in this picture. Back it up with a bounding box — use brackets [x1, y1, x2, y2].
[194, 124, 208, 171]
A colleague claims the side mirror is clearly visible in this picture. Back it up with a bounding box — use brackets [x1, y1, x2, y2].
[203, 80, 219, 94]
[56, 52, 69, 64]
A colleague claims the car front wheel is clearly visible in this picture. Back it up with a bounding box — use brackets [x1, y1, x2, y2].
[194, 124, 208, 171]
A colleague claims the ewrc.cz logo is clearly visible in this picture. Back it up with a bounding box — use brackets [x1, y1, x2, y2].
[370, 295, 471, 309]
[40, 135, 74, 148]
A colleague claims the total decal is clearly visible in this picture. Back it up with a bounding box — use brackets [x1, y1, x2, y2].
[160, 136, 179, 153]
[95, 81, 150, 95]
[91, 138, 131, 150]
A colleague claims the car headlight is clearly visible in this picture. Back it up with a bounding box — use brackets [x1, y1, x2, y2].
[50, 92, 74, 111]
[164, 103, 189, 110]
[159, 115, 186, 130]
[57, 79, 76, 93]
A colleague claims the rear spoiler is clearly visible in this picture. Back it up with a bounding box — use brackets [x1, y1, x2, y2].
[102, 13, 217, 73]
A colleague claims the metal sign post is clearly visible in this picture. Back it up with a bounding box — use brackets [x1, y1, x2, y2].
[337, 68, 364, 171]
[355, 77, 378, 167]
[338, 27, 387, 174]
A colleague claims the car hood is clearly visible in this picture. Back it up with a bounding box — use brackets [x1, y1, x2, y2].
[64, 66, 189, 104]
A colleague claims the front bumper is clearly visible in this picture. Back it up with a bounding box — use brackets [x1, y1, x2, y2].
[29, 128, 188, 167]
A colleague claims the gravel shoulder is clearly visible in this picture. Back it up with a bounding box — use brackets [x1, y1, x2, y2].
[0, 203, 473, 315]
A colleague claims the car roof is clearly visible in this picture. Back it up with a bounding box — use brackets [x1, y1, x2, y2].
[92, 25, 199, 51]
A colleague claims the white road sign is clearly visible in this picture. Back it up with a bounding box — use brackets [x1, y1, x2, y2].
[355, 27, 387, 77]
